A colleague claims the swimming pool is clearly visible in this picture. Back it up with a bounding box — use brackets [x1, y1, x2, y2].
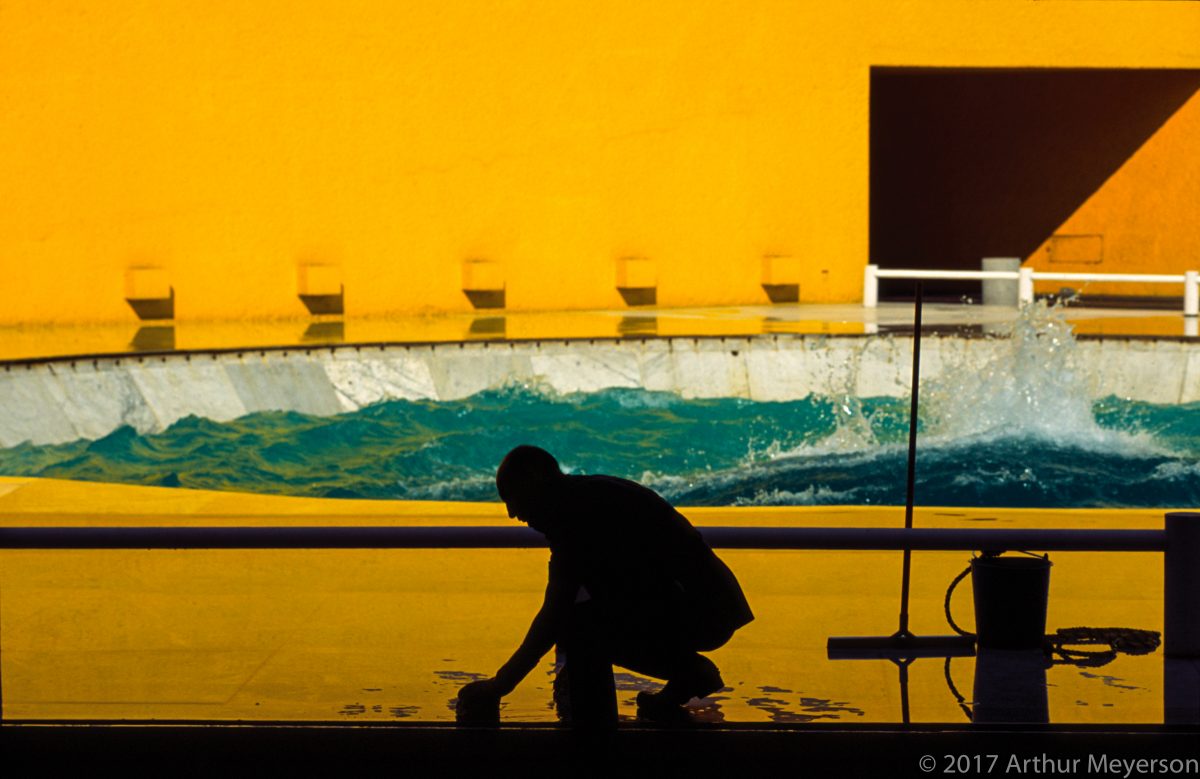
[1, 304, 1198, 508]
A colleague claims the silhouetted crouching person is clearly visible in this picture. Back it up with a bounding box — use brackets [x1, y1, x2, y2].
[457, 445, 754, 727]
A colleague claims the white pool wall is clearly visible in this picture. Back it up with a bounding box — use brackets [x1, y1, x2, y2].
[2, 334, 1199, 447]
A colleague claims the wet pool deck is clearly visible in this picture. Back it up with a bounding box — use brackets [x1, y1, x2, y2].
[0, 477, 1193, 732]
[0, 301, 1196, 365]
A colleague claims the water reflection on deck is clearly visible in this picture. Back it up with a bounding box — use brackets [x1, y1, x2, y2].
[0, 540, 1170, 724]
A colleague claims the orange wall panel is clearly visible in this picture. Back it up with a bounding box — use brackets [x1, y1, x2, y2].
[1026, 91, 1200, 298]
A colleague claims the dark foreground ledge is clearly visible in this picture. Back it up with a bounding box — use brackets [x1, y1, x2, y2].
[4, 722, 1199, 778]
[0, 526, 1167, 551]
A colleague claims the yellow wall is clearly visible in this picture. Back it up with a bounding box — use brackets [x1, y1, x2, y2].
[1, 0, 1198, 324]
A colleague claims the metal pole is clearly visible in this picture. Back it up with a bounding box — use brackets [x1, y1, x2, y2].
[1164, 658, 1200, 724]
[863, 264, 879, 308]
[1185, 271, 1199, 318]
[898, 283, 922, 635]
[1018, 267, 1035, 305]
[1165, 512, 1200, 657]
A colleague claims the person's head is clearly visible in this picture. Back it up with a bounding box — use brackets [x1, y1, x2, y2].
[496, 445, 563, 532]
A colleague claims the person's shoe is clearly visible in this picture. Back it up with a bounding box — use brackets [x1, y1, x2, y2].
[635, 690, 691, 722]
[657, 661, 724, 705]
[684, 663, 724, 701]
[636, 664, 724, 722]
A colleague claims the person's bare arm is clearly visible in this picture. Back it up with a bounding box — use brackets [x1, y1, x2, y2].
[458, 554, 576, 702]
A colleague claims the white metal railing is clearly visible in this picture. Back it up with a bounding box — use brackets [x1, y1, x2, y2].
[862, 265, 1200, 317]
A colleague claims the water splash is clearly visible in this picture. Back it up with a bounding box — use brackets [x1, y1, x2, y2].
[922, 301, 1157, 454]
[822, 393, 882, 453]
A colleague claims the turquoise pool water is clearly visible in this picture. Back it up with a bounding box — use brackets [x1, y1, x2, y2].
[2, 305, 1198, 508]
[1, 385, 1198, 508]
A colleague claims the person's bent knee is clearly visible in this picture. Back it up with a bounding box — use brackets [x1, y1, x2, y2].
[691, 626, 736, 653]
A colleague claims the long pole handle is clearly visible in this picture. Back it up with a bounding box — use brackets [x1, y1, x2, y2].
[898, 282, 923, 635]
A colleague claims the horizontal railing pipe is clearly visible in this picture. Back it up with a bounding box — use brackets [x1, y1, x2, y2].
[700, 527, 1164, 552]
[873, 270, 1020, 281]
[1033, 272, 1185, 284]
[862, 266, 1200, 313]
[0, 526, 1167, 552]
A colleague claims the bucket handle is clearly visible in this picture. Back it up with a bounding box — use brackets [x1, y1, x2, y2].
[971, 549, 1050, 562]
[943, 563, 976, 638]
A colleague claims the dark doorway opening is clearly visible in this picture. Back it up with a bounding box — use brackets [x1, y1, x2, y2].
[870, 67, 1200, 302]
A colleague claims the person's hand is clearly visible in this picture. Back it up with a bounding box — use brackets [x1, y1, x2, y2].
[456, 678, 505, 724]
[457, 677, 504, 704]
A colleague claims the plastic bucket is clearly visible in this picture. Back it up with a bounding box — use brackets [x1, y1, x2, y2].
[971, 554, 1052, 650]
